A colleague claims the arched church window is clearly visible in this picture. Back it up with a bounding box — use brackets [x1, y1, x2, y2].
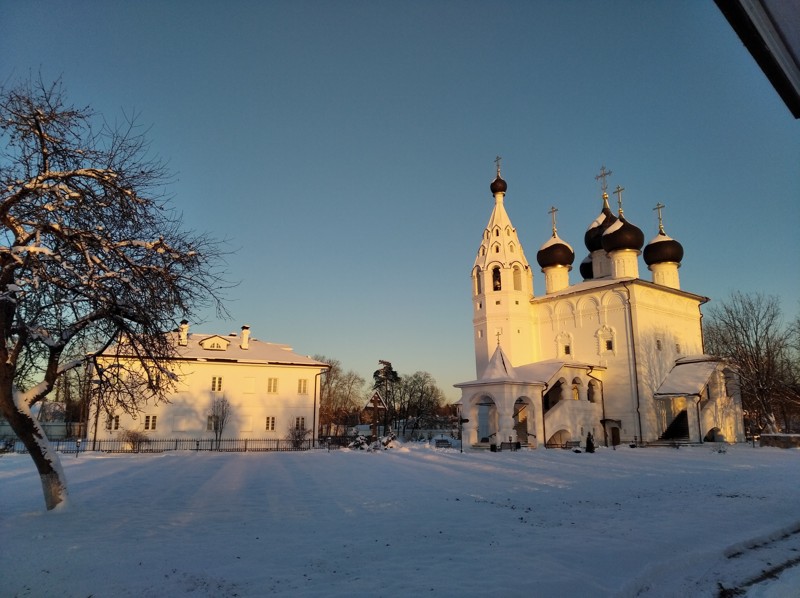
[513, 266, 521, 291]
[588, 382, 597, 403]
[495, 228, 500, 237]
[492, 267, 501, 291]
[475, 270, 482, 295]
[509, 242, 515, 253]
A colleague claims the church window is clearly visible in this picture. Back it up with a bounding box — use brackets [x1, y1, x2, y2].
[495, 228, 500, 237]
[298, 379, 308, 394]
[513, 266, 521, 291]
[675, 343, 681, 354]
[267, 378, 278, 393]
[265, 416, 275, 431]
[477, 330, 483, 338]
[564, 345, 571, 355]
[492, 267, 501, 291]
[656, 339, 663, 351]
[495, 245, 499, 253]
[211, 376, 223, 392]
[606, 340, 613, 351]
[509, 242, 515, 253]
[587, 382, 597, 404]
[144, 415, 157, 431]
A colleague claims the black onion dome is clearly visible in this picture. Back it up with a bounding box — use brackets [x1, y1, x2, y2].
[490, 175, 507, 194]
[537, 235, 575, 269]
[644, 232, 684, 265]
[601, 216, 644, 252]
[579, 255, 593, 280]
[584, 205, 617, 252]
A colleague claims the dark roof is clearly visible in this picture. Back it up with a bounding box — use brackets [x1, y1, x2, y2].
[716, 0, 800, 118]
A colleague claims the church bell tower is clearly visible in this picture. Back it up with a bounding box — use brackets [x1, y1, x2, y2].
[472, 160, 536, 376]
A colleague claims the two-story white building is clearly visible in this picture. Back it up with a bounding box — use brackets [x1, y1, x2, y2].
[456, 165, 744, 448]
[90, 323, 329, 443]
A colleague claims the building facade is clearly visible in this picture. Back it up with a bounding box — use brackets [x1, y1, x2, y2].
[90, 323, 329, 443]
[456, 165, 744, 448]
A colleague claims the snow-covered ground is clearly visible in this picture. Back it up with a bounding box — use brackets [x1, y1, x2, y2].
[1, 442, 799, 597]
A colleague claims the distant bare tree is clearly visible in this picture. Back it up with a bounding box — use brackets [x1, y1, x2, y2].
[0, 77, 227, 510]
[315, 355, 365, 435]
[705, 292, 796, 433]
[286, 420, 311, 448]
[209, 396, 232, 448]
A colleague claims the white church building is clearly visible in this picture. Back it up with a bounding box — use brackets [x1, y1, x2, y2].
[456, 164, 744, 449]
[90, 323, 329, 443]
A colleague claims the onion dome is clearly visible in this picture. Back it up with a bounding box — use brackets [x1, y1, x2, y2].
[644, 231, 684, 265]
[490, 175, 507, 194]
[579, 255, 593, 279]
[602, 215, 644, 252]
[584, 197, 617, 252]
[537, 234, 575, 269]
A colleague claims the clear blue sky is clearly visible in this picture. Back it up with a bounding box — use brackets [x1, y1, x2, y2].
[3, 1, 798, 401]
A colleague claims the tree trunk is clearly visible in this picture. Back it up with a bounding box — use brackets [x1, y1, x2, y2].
[0, 396, 68, 510]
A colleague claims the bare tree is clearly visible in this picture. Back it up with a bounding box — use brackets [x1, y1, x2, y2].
[0, 77, 226, 510]
[398, 371, 445, 437]
[315, 355, 365, 436]
[705, 292, 795, 433]
[209, 396, 232, 448]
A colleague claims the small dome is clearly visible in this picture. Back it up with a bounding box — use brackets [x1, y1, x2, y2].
[490, 175, 507, 194]
[602, 216, 644, 253]
[584, 204, 617, 252]
[579, 255, 593, 279]
[537, 234, 575, 269]
[644, 231, 684, 265]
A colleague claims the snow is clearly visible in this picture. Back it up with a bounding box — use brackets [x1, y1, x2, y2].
[1, 443, 799, 597]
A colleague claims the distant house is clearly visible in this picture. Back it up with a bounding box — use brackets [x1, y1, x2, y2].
[90, 322, 329, 443]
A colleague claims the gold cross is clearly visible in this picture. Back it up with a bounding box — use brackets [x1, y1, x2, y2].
[548, 205, 559, 236]
[614, 185, 625, 216]
[653, 202, 665, 233]
[495, 330, 502, 346]
[595, 165, 612, 195]
[494, 155, 502, 177]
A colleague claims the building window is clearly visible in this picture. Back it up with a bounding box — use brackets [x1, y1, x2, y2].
[492, 267, 501, 291]
[211, 376, 223, 392]
[207, 415, 219, 431]
[606, 340, 613, 351]
[106, 415, 119, 430]
[298, 379, 308, 394]
[513, 266, 521, 291]
[656, 339, 663, 351]
[564, 345, 571, 355]
[266, 416, 275, 431]
[295, 417, 305, 430]
[267, 378, 278, 393]
[144, 415, 157, 431]
[675, 343, 681, 354]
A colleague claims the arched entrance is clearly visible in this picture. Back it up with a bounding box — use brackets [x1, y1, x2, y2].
[513, 397, 535, 445]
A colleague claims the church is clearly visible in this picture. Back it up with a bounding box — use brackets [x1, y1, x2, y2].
[455, 163, 744, 449]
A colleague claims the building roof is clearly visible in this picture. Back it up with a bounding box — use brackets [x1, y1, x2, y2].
[168, 331, 328, 367]
[529, 276, 708, 304]
[654, 356, 724, 397]
[716, 0, 800, 118]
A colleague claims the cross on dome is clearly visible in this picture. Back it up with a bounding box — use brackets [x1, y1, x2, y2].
[548, 205, 559, 236]
[595, 165, 612, 198]
[614, 185, 626, 216]
[654, 202, 666, 233]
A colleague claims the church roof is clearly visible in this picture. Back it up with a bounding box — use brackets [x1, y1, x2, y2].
[654, 356, 724, 397]
[529, 276, 708, 304]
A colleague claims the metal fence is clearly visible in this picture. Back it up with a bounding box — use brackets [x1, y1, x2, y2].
[1, 436, 360, 455]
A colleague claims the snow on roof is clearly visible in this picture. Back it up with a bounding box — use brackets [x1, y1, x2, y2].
[538, 234, 574, 252]
[169, 331, 327, 367]
[647, 232, 675, 245]
[655, 356, 722, 397]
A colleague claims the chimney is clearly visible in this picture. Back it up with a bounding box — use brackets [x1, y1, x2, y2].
[240, 325, 250, 350]
[179, 320, 189, 346]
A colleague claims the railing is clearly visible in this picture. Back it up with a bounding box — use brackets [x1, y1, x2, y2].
[0, 436, 360, 455]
